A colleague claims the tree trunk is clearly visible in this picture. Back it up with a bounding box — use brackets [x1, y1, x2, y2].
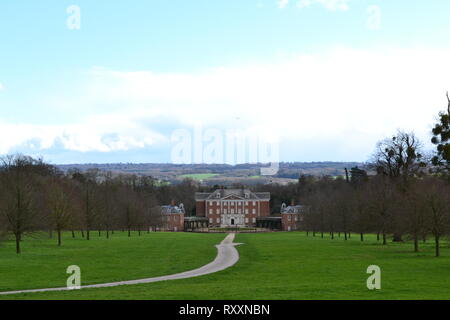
[377, 232, 380, 241]
[57, 230, 62, 246]
[106, 230, 110, 239]
[71, 230, 75, 238]
[344, 232, 348, 240]
[128, 229, 131, 237]
[98, 230, 101, 237]
[87, 230, 90, 240]
[331, 231, 334, 240]
[321, 232, 324, 238]
[15, 233, 21, 254]
[81, 230, 85, 238]
[382, 232, 387, 245]
[435, 235, 440, 257]
[360, 233, 364, 242]
[393, 233, 403, 242]
[414, 235, 419, 253]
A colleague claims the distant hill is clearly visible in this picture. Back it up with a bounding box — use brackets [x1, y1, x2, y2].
[57, 162, 364, 185]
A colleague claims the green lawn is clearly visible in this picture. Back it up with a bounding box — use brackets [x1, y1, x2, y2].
[0, 231, 223, 293]
[1, 232, 450, 300]
[179, 173, 220, 180]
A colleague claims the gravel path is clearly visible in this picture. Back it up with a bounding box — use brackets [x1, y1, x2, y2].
[0, 233, 241, 296]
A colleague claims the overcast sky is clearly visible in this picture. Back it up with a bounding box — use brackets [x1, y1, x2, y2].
[1, 0, 450, 164]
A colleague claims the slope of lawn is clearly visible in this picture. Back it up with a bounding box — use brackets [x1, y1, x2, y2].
[2, 232, 450, 300]
[0, 231, 224, 292]
[179, 173, 219, 180]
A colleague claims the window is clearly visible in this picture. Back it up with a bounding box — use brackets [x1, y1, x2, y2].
[245, 218, 248, 223]
[294, 216, 298, 221]
[253, 201, 256, 206]
[209, 201, 213, 206]
[216, 218, 220, 223]
[245, 201, 248, 206]
[238, 209, 241, 214]
[209, 209, 212, 214]
[216, 193, 221, 198]
[224, 209, 227, 214]
[288, 215, 292, 221]
[209, 218, 212, 223]
[252, 218, 256, 223]
[231, 209, 235, 214]
[252, 209, 256, 214]
[245, 209, 249, 214]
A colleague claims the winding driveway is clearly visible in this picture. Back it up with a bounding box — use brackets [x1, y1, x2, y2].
[0, 233, 241, 296]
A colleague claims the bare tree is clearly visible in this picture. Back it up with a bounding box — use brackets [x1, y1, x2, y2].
[46, 177, 74, 246]
[400, 180, 428, 252]
[367, 176, 395, 245]
[372, 130, 425, 180]
[421, 178, 450, 257]
[0, 155, 43, 253]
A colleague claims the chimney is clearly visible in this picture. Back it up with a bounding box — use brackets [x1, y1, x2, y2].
[171, 199, 176, 206]
[290, 199, 295, 206]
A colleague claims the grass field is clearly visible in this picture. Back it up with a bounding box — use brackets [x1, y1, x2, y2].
[179, 173, 220, 180]
[1, 232, 450, 300]
[0, 232, 223, 293]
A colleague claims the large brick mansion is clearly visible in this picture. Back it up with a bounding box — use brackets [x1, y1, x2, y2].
[161, 189, 305, 232]
[195, 189, 270, 227]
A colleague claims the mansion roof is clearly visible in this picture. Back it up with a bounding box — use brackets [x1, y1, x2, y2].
[161, 204, 185, 215]
[195, 189, 270, 201]
[281, 203, 305, 214]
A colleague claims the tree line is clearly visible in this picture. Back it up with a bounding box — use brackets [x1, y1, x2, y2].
[0, 155, 200, 253]
[286, 94, 450, 257]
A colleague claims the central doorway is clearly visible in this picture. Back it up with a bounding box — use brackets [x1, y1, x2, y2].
[231, 218, 235, 225]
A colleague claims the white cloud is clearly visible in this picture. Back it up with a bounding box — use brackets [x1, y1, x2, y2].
[0, 113, 167, 154]
[278, 0, 289, 9]
[2, 46, 450, 161]
[0, 83, 4, 90]
[297, 0, 350, 11]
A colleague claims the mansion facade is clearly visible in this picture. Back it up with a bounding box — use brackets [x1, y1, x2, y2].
[195, 189, 271, 227]
[161, 189, 306, 232]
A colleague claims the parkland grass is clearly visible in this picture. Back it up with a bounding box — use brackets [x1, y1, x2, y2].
[0, 232, 223, 292]
[1, 232, 450, 300]
[179, 173, 220, 180]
